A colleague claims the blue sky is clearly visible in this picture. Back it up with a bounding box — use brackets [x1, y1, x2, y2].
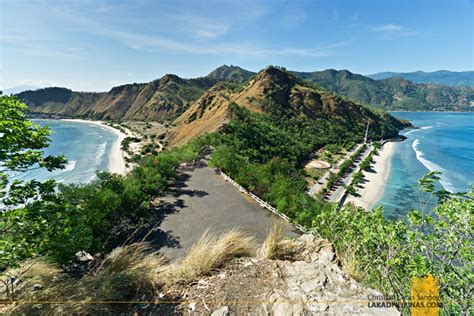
[1, 0, 472, 91]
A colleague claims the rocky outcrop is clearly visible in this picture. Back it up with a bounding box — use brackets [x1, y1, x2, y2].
[172, 234, 399, 315]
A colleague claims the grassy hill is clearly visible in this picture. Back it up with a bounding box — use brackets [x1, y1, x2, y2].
[368, 70, 474, 88]
[169, 66, 407, 148]
[18, 75, 218, 121]
[18, 66, 474, 118]
[294, 69, 474, 111]
[206, 64, 255, 83]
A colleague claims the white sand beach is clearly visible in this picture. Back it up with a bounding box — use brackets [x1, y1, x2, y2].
[61, 119, 128, 175]
[345, 142, 395, 210]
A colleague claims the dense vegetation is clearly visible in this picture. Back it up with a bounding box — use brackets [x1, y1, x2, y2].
[294, 69, 474, 111]
[0, 96, 205, 270]
[203, 104, 472, 313]
[368, 70, 474, 88]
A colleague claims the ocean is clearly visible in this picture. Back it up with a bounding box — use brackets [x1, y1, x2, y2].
[13, 120, 119, 184]
[377, 112, 474, 220]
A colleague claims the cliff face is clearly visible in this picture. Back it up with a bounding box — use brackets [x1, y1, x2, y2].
[19, 76, 217, 121]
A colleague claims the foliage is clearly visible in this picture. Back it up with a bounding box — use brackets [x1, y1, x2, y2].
[0, 96, 66, 270]
[294, 69, 474, 112]
[1, 125, 204, 269]
[314, 174, 473, 314]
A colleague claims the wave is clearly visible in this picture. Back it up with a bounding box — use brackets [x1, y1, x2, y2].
[412, 139, 455, 192]
[420, 125, 434, 130]
[404, 125, 434, 136]
[59, 160, 76, 173]
[95, 142, 107, 164]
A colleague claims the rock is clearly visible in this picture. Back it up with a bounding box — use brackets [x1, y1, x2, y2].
[32, 284, 43, 291]
[211, 306, 229, 316]
[75, 251, 94, 262]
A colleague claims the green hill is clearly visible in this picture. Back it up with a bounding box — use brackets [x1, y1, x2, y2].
[206, 64, 255, 83]
[368, 70, 474, 87]
[294, 69, 474, 111]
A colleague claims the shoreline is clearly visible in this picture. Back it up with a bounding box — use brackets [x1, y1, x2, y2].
[345, 142, 395, 210]
[61, 119, 128, 175]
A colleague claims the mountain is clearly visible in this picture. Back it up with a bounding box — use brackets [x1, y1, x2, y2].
[293, 69, 474, 111]
[206, 65, 255, 83]
[168, 67, 407, 146]
[18, 76, 217, 121]
[2, 85, 40, 95]
[368, 70, 474, 87]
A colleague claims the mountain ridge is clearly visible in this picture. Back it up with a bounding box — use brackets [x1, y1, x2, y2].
[168, 66, 407, 146]
[368, 70, 474, 87]
[17, 65, 474, 123]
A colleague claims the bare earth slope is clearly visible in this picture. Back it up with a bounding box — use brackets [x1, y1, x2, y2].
[19, 76, 217, 121]
[168, 66, 405, 146]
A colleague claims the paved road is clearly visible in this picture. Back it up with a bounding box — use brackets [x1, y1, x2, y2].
[145, 160, 301, 261]
[327, 145, 372, 203]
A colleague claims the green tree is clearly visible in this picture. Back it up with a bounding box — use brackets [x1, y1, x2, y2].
[0, 96, 66, 269]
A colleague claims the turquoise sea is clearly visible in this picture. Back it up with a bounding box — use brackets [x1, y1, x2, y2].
[377, 112, 474, 220]
[14, 120, 119, 184]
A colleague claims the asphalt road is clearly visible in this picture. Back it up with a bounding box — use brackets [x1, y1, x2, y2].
[145, 161, 301, 261]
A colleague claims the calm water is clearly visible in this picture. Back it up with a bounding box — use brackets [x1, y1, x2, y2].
[13, 120, 118, 184]
[377, 112, 474, 219]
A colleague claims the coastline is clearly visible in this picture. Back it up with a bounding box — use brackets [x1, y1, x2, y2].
[345, 142, 395, 210]
[61, 119, 128, 175]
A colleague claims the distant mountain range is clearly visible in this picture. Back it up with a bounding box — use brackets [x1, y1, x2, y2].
[16, 65, 474, 121]
[2, 85, 40, 95]
[207, 66, 474, 111]
[367, 70, 474, 88]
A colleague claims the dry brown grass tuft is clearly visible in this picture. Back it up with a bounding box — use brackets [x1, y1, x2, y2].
[162, 229, 256, 283]
[259, 220, 298, 260]
[11, 242, 165, 314]
[338, 248, 366, 282]
[9, 231, 257, 314]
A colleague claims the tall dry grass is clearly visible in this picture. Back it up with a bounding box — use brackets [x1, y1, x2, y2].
[162, 229, 256, 283]
[10, 230, 257, 313]
[258, 220, 297, 259]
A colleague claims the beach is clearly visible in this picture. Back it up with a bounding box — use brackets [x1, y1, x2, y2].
[345, 142, 395, 210]
[61, 119, 128, 175]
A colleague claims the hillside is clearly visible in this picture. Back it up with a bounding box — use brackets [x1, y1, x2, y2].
[168, 66, 407, 147]
[206, 64, 255, 83]
[18, 66, 474, 118]
[294, 69, 474, 111]
[18, 76, 217, 121]
[368, 70, 474, 88]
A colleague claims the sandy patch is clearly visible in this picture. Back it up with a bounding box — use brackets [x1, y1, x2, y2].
[345, 142, 395, 210]
[61, 119, 128, 175]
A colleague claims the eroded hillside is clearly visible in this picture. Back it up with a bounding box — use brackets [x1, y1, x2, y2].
[168, 66, 407, 146]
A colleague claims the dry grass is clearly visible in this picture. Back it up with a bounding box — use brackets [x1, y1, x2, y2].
[11, 242, 165, 314]
[259, 220, 298, 260]
[1, 259, 63, 301]
[338, 248, 365, 282]
[162, 229, 256, 283]
[10, 231, 257, 314]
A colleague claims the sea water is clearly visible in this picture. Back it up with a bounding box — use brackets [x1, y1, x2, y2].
[12, 120, 119, 184]
[377, 112, 474, 220]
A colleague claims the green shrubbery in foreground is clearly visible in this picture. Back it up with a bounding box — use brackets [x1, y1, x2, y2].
[1, 96, 472, 313]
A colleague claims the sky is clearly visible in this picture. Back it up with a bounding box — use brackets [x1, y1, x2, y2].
[1, 0, 473, 92]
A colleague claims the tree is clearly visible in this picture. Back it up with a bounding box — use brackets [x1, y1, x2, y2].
[0, 96, 66, 269]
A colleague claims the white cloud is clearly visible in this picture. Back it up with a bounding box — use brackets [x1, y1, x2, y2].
[370, 24, 403, 32]
[176, 15, 229, 39]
